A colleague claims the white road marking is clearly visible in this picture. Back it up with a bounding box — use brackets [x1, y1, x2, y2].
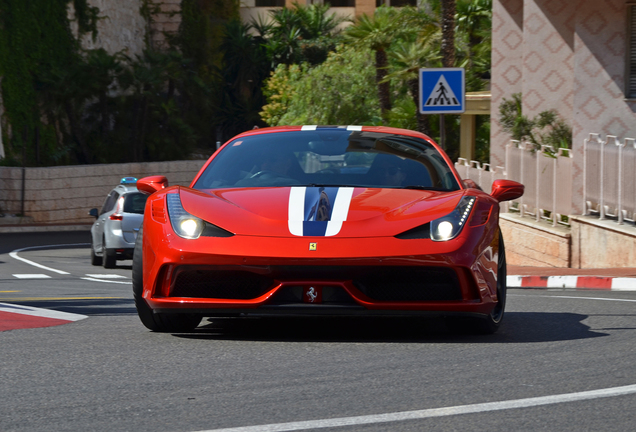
[85, 274, 128, 279]
[9, 243, 89, 275]
[195, 384, 636, 432]
[81, 277, 132, 285]
[12, 274, 51, 279]
[0, 302, 87, 321]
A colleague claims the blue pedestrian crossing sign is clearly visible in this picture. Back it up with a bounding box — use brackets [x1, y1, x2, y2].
[419, 68, 465, 114]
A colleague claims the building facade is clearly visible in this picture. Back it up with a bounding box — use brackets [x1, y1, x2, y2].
[491, 0, 636, 213]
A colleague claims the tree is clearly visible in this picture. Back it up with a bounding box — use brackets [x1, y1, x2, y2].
[440, 0, 456, 68]
[253, 3, 347, 68]
[456, 0, 492, 76]
[345, 7, 402, 124]
[264, 45, 380, 126]
[386, 31, 441, 135]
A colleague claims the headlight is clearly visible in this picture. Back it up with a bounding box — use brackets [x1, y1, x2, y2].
[166, 193, 204, 239]
[430, 196, 476, 241]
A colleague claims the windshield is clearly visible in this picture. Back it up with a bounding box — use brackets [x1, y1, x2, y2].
[193, 129, 460, 191]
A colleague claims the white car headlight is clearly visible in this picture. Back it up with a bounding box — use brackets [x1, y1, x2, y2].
[166, 193, 204, 239]
[430, 196, 476, 241]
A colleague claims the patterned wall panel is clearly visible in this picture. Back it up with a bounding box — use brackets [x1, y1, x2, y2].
[571, 0, 632, 213]
[521, 0, 575, 120]
[490, 0, 524, 168]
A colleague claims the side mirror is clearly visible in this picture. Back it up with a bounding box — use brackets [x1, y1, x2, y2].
[490, 179, 524, 202]
[88, 208, 99, 219]
[137, 176, 168, 195]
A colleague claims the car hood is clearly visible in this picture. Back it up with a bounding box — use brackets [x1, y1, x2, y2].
[179, 186, 466, 238]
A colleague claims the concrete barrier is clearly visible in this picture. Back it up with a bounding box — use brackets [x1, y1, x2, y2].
[0, 161, 205, 224]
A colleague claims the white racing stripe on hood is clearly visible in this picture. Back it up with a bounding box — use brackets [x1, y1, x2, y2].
[325, 187, 354, 236]
[288, 187, 306, 236]
[288, 187, 354, 237]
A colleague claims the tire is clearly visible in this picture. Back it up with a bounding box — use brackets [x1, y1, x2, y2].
[90, 241, 102, 266]
[102, 236, 117, 269]
[473, 230, 507, 334]
[132, 228, 202, 332]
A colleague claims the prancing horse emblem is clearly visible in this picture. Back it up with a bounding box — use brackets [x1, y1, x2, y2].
[309, 242, 317, 251]
[306, 287, 317, 302]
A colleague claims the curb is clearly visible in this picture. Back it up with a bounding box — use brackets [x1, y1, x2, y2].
[0, 302, 88, 332]
[508, 275, 636, 291]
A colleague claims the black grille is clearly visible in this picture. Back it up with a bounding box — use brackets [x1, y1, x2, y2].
[169, 265, 462, 302]
[171, 269, 273, 299]
[354, 267, 462, 301]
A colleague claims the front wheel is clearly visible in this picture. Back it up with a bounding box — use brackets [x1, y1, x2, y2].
[90, 241, 102, 266]
[447, 230, 507, 335]
[102, 236, 116, 269]
[473, 230, 507, 334]
[132, 228, 202, 332]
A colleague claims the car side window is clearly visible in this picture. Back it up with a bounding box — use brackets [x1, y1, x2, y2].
[123, 192, 147, 214]
[100, 191, 120, 215]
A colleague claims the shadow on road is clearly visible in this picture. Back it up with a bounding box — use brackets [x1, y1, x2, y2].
[173, 312, 607, 343]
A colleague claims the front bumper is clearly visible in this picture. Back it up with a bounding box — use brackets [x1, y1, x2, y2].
[141, 224, 500, 318]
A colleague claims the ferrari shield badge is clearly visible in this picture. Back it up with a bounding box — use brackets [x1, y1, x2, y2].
[309, 242, 317, 251]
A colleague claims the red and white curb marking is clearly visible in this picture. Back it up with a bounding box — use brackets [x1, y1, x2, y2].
[0, 302, 87, 332]
[508, 275, 636, 291]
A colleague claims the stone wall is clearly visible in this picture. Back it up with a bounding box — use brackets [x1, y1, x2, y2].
[0, 161, 205, 225]
[571, 216, 636, 268]
[70, 0, 147, 57]
[499, 213, 571, 267]
[69, 0, 182, 55]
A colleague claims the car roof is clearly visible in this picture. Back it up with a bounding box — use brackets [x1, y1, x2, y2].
[112, 184, 139, 194]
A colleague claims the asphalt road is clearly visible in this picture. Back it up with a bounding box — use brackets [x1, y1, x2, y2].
[1, 232, 636, 431]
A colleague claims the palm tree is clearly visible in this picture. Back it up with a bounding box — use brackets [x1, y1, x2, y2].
[386, 25, 441, 135]
[345, 7, 402, 124]
[456, 0, 492, 72]
[440, 0, 456, 68]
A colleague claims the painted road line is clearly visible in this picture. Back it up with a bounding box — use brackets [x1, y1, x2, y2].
[195, 384, 636, 432]
[85, 274, 128, 279]
[0, 302, 87, 332]
[8, 243, 90, 275]
[12, 274, 52, 279]
[81, 277, 132, 285]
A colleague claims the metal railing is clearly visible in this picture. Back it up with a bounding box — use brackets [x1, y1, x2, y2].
[455, 140, 573, 227]
[583, 134, 636, 225]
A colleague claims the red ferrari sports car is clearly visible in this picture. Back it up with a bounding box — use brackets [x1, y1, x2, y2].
[133, 126, 523, 333]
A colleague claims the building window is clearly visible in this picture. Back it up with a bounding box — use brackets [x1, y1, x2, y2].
[255, 0, 284, 6]
[627, 4, 636, 97]
[376, 0, 417, 6]
[329, 0, 355, 6]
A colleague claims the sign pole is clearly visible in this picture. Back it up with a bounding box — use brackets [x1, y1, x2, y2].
[440, 115, 446, 150]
